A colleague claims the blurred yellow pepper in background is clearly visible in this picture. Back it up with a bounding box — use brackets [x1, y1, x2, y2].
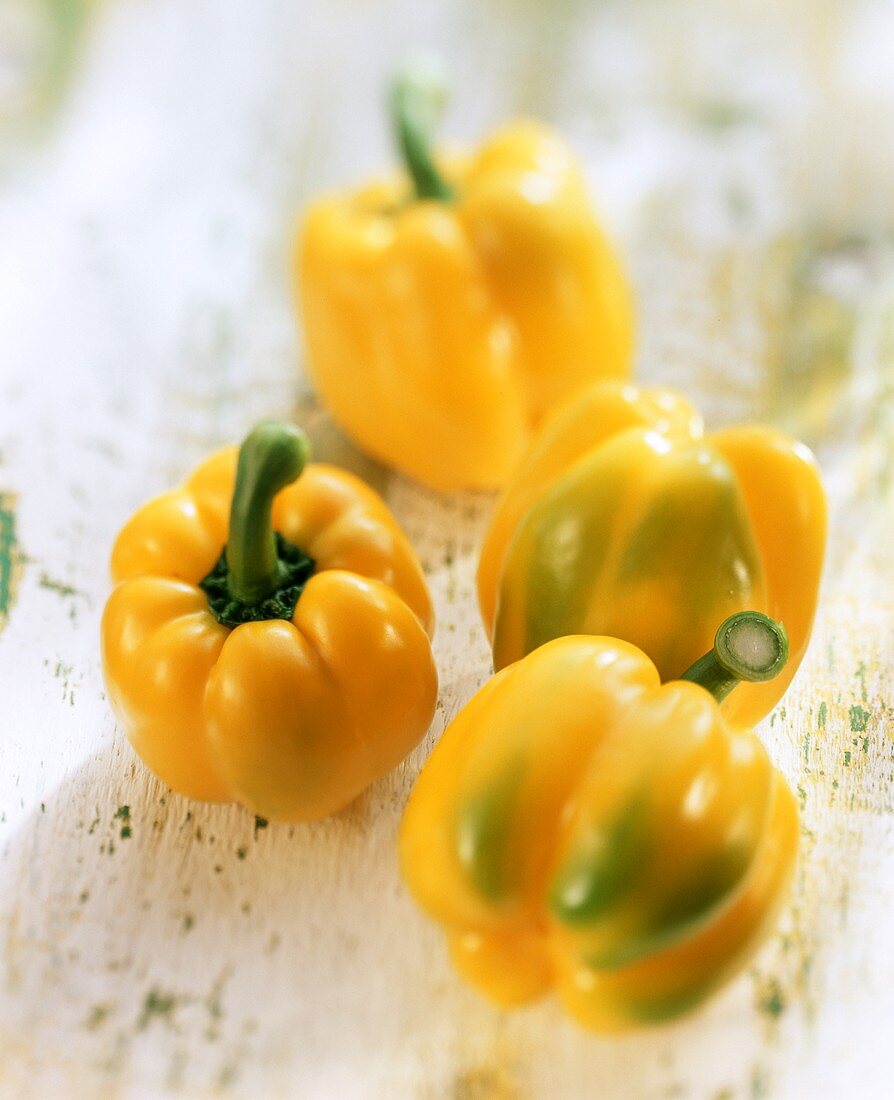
[400, 612, 798, 1031]
[296, 61, 633, 490]
[478, 381, 827, 729]
[102, 421, 436, 822]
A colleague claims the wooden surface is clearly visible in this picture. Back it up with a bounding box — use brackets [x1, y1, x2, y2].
[1, 1, 892, 1096]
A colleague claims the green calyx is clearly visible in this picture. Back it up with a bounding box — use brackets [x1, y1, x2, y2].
[200, 533, 314, 627]
[391, 58, 454, 203]
[680, 611, 789, 704]
[200, 420, 315, 627]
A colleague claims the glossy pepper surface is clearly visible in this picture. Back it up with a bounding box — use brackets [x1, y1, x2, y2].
[399, 613, 798, 1031]
[478, 381, 826, 729]
[296, 63, 633, 490]
[101, 421, 437, 822]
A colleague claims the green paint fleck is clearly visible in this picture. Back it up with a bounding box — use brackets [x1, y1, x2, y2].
[115, 806, 132, 839]
[844, 751, 852, 766]
[0, 493, 24, 632]
[84, 1004, 110, 1030]
[757, 979, 786, 1019]
[137, 989, 178, 1030]
[78, 889, 89, 904]
[204, 970, 230, 1042]
[236, 847, 247, 860]
[38, 573, 86, 600]
[856, 662, 868, 702]
[849, 706, 871, 733]
[253, 816, 268, 838]
[217, 1065, 238, 1090]
[817, 701, 827, 729]
[182, 914, 195, 933]
[751, 1065, 770, 1099]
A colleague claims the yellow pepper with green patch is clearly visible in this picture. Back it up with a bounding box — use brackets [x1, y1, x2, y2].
[400, 612, 799, 1031]
[101, 421, 436, 822]
[295, 62, 633, 490]
[478, 381, 826, 729]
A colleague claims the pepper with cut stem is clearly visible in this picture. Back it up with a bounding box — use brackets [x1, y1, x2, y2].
[297, 62, 633, 489]
[478, 380, 826, 729]
[102, 420, 437, 822]
[400, 611, 800, 1032]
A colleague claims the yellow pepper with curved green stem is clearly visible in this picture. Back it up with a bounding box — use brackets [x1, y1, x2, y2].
[295, 62, 633, 490]
[478, 381, 827, 729]
[399, 612, 799, 1031]
[101, 421, 437, 822]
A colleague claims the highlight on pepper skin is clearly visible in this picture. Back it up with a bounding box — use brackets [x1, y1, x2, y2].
[101, 420, 438, 823]
[477, 380, 827, 730]
[295, 60, 634, 491]
[399, 613, 799, 1032]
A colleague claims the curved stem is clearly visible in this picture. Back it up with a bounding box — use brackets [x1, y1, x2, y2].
[680, 611, 789, 705]
[226, 421, 311, 606]
[391, 59, 453, 202]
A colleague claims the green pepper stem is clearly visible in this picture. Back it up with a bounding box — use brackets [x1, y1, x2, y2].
[226, 421, 311, 606]
[680, 611, 789, 704]
[391, 58, 454, 202]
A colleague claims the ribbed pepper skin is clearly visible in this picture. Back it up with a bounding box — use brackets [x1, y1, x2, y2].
[399, 635, 799, 1031]
[478, 382, 827, 729]
[296, 121, 633, 490]
[101, 450, 436, 822]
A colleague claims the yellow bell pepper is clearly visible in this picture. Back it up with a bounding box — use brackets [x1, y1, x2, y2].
[101, 421, 437, 822]
[478, 381, 827, 729]
[296, 62, 634, 490]
[400, 612, 799, 1031]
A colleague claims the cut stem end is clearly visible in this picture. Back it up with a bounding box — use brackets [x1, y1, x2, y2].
[680, 611, 789, 705]
[716, 611, 789, 683]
